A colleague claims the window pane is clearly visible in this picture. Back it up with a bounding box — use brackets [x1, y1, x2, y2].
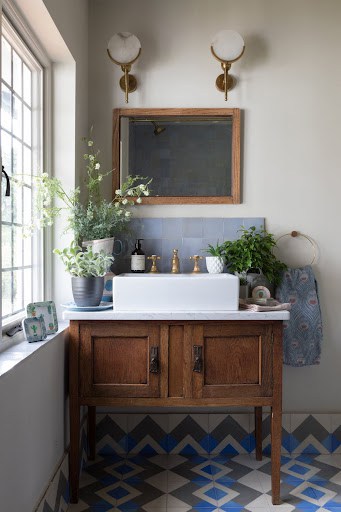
[13, 226, 23, 267]
[13, 95, 22, 138]
[1, 84, 12, 131]
[13, 50, 22, 96]
[1, 37, 11, 85]
[23, 268, 32, 305]
[23, 63, 31, 106]
[1, 225, 12, 268]
[1, 129, 12, 173]
[23, 186, 32, 226]
[23, 105, 31, 145]
[1, 193, 11, 223]
[12, 181, 23, 224]
[13, 269, 23, 313]
[24, 234, 32, 266]
[2, 271, 12, 317]
[13, 138, 22, 175]
[23, 146, 32, 184]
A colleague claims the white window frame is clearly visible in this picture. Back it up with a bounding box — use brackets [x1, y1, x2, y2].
[1, 1, 52, 342]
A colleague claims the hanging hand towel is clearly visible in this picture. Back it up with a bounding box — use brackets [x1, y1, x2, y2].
[275, 265, 323, 366]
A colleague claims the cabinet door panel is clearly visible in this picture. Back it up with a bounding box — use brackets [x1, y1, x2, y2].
[192, 322, 273, 398]
[79, 322, 161, 398]
[93, 336, 148, 385]
[204, 336, 260, 385]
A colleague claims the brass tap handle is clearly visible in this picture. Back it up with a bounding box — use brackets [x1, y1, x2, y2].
[147, 254, 160, 273]
[171, 249, 180, 273]
[190, 255, 203, 273]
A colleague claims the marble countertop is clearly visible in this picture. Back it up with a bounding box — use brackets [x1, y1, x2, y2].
[62, 309, 290, 321]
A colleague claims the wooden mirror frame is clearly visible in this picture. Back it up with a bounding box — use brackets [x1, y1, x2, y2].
[112, 108, 241, 204]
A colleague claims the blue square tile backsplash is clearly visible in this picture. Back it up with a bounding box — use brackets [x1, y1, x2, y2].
[112, 217, 264, 274]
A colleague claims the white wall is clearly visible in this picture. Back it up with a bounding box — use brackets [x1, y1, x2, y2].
[0, 331, 68, 512]
[88, 0, 341, 412]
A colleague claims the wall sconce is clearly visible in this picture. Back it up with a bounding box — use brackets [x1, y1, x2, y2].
[107, 32, 141, 103]
[211, 30, 245, 101]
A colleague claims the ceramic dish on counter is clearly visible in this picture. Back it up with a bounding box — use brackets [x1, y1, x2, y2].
[26, 301, 58, 334]
[61, 302, 113, 312]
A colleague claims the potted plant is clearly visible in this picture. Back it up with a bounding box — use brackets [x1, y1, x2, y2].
[54, 241, 114, 306]
[27, 130, 151, 253]
[222, 226, 287, 294]
[203, 241, 225, 273]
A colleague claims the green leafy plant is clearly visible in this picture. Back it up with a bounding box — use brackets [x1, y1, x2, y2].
[203, 240, 224, 257]
[16, 130, 151, 241]
[222, 226, 287, 286]
[53, 241, 114, 277]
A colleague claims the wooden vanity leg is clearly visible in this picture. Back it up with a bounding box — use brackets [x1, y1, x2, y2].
[69, 321, 80, 503]
[271, 406, 282, 505]
[88, 406, 96, 460]
[69, 399, 80, 503]
[271, 322, 283, 505]
[255, 406, 263, 460]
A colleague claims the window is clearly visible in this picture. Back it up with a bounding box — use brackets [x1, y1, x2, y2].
[1, 14, 44, 330]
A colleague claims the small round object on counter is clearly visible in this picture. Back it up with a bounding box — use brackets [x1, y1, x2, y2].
[252, 285, 271, 300]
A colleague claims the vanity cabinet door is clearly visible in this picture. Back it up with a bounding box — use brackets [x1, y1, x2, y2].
[191, 322, 273, 399]
[79, 322, 161, 398]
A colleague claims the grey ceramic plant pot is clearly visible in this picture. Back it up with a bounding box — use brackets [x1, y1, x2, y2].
[71, 276, 104, 307]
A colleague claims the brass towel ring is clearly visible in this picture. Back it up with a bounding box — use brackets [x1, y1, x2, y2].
[276, 230, 317, 265]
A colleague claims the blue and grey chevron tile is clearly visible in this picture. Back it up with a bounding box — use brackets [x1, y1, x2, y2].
[38, 413, 341, 511]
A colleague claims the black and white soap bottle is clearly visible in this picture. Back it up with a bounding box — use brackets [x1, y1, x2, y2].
[131, 239, 145, 273]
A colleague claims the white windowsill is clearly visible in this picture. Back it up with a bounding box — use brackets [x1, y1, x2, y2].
[0, 322, 68, 379]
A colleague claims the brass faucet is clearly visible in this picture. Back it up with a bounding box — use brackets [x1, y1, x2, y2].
[147, 254, 160, 273]
[190, 255, 203, 273]
[171, 249, 180, 273]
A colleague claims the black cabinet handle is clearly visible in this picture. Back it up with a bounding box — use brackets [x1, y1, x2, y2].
[193, 345, 203, 373]
[149, 346, 159, 373]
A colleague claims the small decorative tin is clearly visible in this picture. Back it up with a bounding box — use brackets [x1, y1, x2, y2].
[23, 315, 47, 342]
[26, 301, 58, 334]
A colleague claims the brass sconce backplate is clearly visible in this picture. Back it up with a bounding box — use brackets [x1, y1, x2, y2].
[119, 74, 137, 94]
[216, 74, 235, 93]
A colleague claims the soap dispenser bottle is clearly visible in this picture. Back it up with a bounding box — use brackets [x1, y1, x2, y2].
[131, 239, 145, 273]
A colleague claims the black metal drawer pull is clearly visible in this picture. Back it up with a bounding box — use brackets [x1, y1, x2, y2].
[193, 345, 203, 373]
[149, 346, 159, 373]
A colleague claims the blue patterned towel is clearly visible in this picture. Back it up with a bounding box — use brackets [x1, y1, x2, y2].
[275, 265, 323, 366]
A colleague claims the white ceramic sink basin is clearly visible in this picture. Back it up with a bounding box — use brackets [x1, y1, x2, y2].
[112, 273, 239, 311]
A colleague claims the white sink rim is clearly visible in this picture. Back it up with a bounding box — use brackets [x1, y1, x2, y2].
[113, 273, 239, 312]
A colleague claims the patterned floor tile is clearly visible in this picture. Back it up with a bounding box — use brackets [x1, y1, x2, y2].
[67, 454, 341, 512]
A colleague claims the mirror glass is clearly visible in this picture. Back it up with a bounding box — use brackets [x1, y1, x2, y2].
[113, 108, 241, 204]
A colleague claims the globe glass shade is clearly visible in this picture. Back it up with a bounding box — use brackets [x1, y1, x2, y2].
[211, 30, 244, 61]
[107, 32, 141, 64]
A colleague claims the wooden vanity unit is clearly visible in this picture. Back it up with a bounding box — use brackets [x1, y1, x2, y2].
[67, 312, 289, 505]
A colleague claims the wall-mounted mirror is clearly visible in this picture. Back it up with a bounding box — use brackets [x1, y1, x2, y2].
[113, 108, 241, 204]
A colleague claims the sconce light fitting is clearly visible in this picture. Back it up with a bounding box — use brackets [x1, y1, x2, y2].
[211, 30, 245, 101]
[107, 32, 141, 103]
